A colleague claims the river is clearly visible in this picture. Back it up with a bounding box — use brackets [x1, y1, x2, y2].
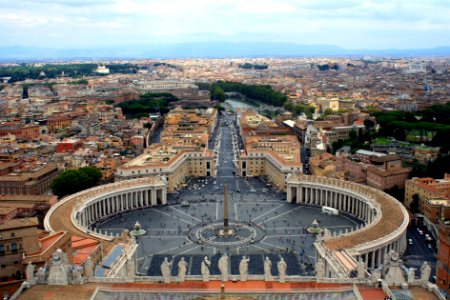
[225, 99, 258, 110]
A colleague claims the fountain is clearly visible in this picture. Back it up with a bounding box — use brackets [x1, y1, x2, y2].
[130, 221, 146, 237]
[307, 219, 324, 234]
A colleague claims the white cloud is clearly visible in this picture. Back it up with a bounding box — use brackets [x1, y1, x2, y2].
[0, 0, 448, 49]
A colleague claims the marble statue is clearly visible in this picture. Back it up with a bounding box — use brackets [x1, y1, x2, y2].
[277, 257, 287, 283]
[407, 268, 415, 284]
[201, 256, 211, 282]
[357, 258, 366, 279]
[37, 266, 46, 284]
[315, 258, 325, 278]
[239, 256, 250, 281]
[72, 265, 84, 285]
[120, 229, 131, 242]
[26, 262, 35, 284]
[160, 257, 172, 283]
[84, 256, 94, 278]
[383, 253, 390, 276]
[383, 251, 406, 287]
[47, 249, 69, 285]
[218, 254, 229, 282]
[178, 257, 188, 282]
[264, 256, 273, 281]
[126, 253, 136, 277]
[420, 261, 431, 284]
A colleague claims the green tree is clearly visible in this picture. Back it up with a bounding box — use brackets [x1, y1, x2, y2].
[331, 139, 345, 154]
[116, 93, 178, 118]
[79, 166, 102, 184]
[214, 105, 224, 112]
[211, 84, 225, 101]
[349, 129, 357, 141]
[384, 185, 404, 202]
[364, 119, 375, 130]
[323, 108, 334, 116]
[212, 81, 287, 106]
[284, 101, 294, 111]
[51, 166, 102, 198]
[426, 155, 450, 178]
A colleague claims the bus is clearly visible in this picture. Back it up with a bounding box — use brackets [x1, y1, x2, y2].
[322, 206, 339, 216]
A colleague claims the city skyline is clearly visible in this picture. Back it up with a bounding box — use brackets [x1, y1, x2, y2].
[1, 0, 450, 51]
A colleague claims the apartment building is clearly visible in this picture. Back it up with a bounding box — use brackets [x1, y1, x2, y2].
[0, 164, 60, 195]
[0, 124, 40, 140]
[404, 174, 450, 212]
[336, 152, 411, 190]
[237, 111, 302, 191]
[0, 218, 40, 278]
[115, 107, 218, 192]
[437, 218, 450, 294]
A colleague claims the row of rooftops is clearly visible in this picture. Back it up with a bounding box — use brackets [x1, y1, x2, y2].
[0, 163, 58, 182]
[119, 107, 217, 169]
[407, 174, 450, 195]
[238, 110, 302, 166]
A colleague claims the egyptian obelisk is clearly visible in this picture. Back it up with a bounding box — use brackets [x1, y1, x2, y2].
[224, 183, 229, 231]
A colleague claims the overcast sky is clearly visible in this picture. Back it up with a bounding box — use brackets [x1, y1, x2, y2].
[1, 0, 449, 49]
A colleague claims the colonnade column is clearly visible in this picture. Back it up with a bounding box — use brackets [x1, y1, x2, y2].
[376, 249, 382, 268]
[162, 188, 167, 205]
[102, 199, 106, 217]
[94, 202, 98, 220]
[297, 186, 303, 203]
[371, 250, 375, 270]
[151, 189, 157, 205]
[286, 186, 291, 203]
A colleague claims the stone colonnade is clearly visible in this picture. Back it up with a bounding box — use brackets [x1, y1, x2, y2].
[287, 184, 375, 223]
[76, 186, 167, 228]
[286, 175, 408, 273]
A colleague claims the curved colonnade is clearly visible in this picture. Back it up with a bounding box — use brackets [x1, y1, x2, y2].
[286, 174, 409, 276]
[44, 176, 167, 241]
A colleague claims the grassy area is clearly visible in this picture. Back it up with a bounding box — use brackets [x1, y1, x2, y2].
[372, 137, 393, 145]
[406, 130, 434, 142]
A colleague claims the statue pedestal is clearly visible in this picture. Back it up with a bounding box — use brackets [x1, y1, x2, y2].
[47, 265, 69, 285]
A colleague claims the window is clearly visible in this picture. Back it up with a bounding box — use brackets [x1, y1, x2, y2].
[11, 242, 17, 252]
[0, 244, 4, 253]
[10, 233, 15, 238]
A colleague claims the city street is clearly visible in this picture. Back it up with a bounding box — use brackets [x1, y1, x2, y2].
[403, 224, 437, 280]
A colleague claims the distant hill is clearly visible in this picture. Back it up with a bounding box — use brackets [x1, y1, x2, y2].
[0, 42, 449, 61]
